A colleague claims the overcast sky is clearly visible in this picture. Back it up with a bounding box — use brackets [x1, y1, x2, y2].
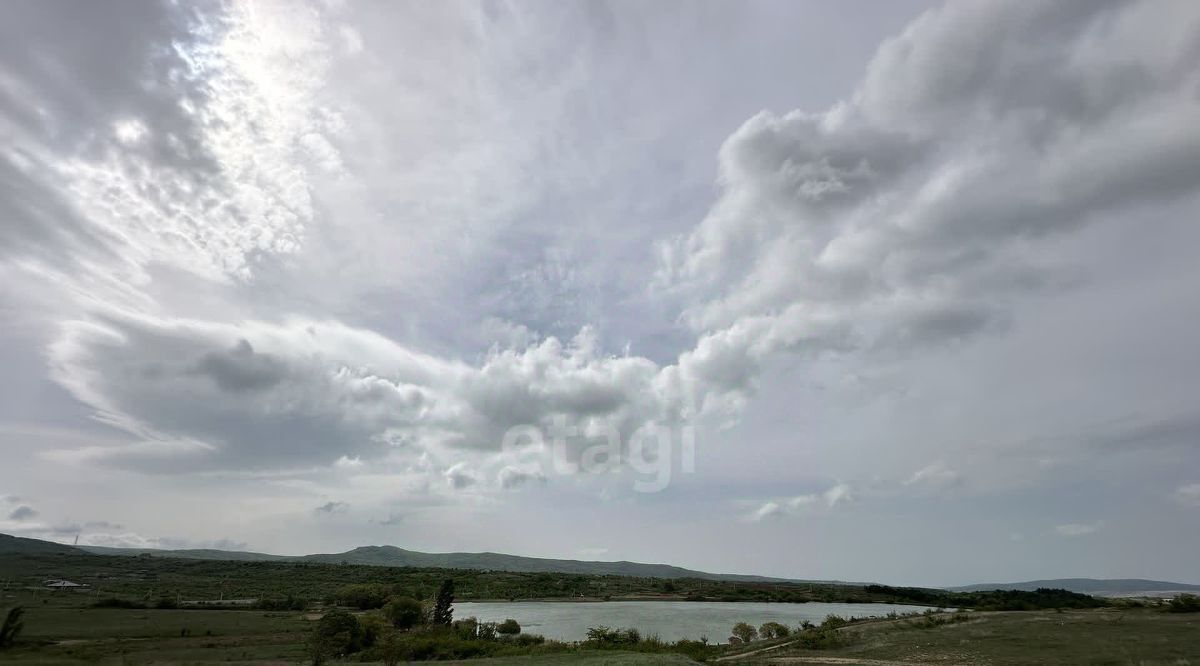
[2, 0, 1199, 587]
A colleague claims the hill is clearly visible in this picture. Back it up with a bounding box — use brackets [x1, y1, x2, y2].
[0, 533, 81, 555]
[76, 540, 793, 582]
[951, 578, 1200, 597]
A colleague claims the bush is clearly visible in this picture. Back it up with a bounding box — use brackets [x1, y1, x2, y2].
[0, 608, 23, 649]
[759, 621, 790, 639]
[256, 594, 308, 611]
[384, 596, 425, 629]
[453, 616, 479, 639]
[91, 597, 146, 609]
[497, 618, 521, 635]
[335, 583, 393, 610]
[308, 608, 363, 664]
[731, 621, 757, 643]
[358, 612, 390, 648]
[1168, 593, 1200, 613]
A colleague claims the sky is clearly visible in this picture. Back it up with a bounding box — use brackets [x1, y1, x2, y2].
[1, 0, 1199, 588]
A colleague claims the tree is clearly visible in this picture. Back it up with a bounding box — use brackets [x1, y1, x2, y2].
[432, 579, 455, 626]
[0, 607, 23, 648]
[731, 621, 757, 643]
[759, 621, 790, 639]
[308, 608, 363, 664]
[497, 618, 521, 635]
[383, 596, 424, 629]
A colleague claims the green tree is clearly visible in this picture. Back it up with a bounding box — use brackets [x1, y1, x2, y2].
[383, 596, 424, 629]
[497, 618, 521, 635]
[432, 579, 455, 626]
[308, 608, 363, 664]
[0, 607, 23, 649]
[731, 621, 757, 643]
[759, 621, 790, 639]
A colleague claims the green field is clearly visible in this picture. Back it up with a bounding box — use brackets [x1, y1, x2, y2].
[2, 551, 1198, 664]
[722, 609, 1200, 665]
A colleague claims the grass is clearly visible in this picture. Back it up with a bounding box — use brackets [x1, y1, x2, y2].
[756, 609, 1200, 665]
[432, 653, 700, 665]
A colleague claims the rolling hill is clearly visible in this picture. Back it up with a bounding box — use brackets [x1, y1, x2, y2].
[8, 533, 1195, 596]
[0, 532, 81, 555]
[76, 541, 792, 582]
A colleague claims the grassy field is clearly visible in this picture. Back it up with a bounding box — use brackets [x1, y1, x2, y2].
[2, 552, 1198, 665]
[734, 609, 1200, 665]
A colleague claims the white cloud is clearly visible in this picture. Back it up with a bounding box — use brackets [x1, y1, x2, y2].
[444, 463, 479, 490]
[751, 483, 854, 521]
[1055, 522, 1102, 537]
[659, 0, 1200, 379]
[751, 501, 784, 522]
[904, 462, 962, 488]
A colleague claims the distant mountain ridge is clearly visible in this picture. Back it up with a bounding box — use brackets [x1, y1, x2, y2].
[4, 533, 1195, 595]
[73, 542, 796, 583]
[950, 578, 1200, 597]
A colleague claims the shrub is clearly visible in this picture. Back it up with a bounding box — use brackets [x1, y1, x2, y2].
[1168, 593, 1200, 613]
[335, 583, 392, 610]
[497, 618, 521, 635]
[759, 621, 790, 639]
[308, 608, 363, 664]
[91, 597, 146, 609]
[453, 616, 478, 639]
[731, 621, 757, 643]
[257, 594, 308, 611]
[383, 596, 424, 629]
[0, 608, 23, 649]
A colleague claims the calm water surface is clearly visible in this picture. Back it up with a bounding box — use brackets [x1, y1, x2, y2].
[455, 601, 938, 643]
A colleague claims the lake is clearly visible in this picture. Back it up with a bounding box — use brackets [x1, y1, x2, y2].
[455, 601, 939, 643]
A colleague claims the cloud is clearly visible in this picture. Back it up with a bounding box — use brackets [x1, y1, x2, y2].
[444, 463, 479, 490]
[751, 483, 854, 521]
[1174, 483, 1200, 507]
[497, 466, 547, 490]
[659, 0, 1200, 373]
[7, 505, 36, 521]
[1055, 522, 1102, 537]
[314, 501, 349, 515]
[904, 462, 962, 488]
[751, 501, 784, 522]
[376, 512, 404, 526]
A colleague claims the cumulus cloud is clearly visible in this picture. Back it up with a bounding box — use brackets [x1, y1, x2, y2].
[1055, 522, 1102, 537]
[6, 0, 1200, 556]
[660, 0, 1200, 378]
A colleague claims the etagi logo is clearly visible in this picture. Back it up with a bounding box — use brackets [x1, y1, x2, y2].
[500, 416, 696, 493]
